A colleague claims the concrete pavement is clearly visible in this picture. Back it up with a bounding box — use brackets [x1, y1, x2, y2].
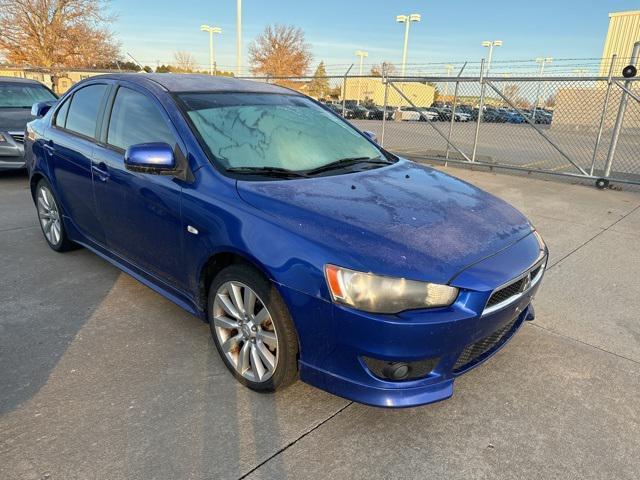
[1, 167, 639, 480]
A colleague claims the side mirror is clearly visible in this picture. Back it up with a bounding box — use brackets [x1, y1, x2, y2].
[363, 130, 377, 142]
[31, 101, 56, 118]
[124, 142, 176, 174]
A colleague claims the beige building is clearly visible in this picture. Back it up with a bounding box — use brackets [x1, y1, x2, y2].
[599, 10, 640, 76]
[0, 66, 123, 93]
[343, 77, 435, 107]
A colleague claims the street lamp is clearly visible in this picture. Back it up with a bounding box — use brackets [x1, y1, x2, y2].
[200, 25, 222, 75]
[396, 13, 421, 76]
[355, 50, 368, 104]
[444, 64, 454, 97]
[236, 0, 242, 76]
[481, 40, 503, 75]
[533, 57, 553, 117]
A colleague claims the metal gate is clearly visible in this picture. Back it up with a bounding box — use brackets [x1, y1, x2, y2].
[380, 53, 640, 188]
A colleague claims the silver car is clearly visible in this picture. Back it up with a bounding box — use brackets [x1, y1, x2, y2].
[0, 77, 57, 171]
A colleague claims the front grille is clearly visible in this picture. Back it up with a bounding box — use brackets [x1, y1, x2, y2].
[485, 258, 545, 312]
[486, 278, 526, 307]
[9, 132, 24, 144]
[453, 316, 519, 372]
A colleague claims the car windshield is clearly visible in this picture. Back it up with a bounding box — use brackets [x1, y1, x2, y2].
[0, 83, 56, 108]
[180, 92, 383, 172]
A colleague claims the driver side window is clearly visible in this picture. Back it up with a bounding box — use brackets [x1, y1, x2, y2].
[107, 87, 176, 151]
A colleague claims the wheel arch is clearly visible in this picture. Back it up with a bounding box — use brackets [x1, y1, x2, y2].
[197, 250, 274, 320]
[29, 172, 46, 200]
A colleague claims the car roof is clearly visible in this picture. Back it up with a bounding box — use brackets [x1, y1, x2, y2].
[85, 73, 298, 95]
[0, 76, 46, 85]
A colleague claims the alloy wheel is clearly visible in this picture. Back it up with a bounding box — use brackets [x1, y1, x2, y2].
[37, 186, 62, 246]
[212, 281, 279, 382]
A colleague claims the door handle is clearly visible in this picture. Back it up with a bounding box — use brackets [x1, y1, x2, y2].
[92, 162, 110, 182]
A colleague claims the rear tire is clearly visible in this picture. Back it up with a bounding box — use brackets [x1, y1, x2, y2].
[35, 179, 75, 252]
[208, 264, 299, 392]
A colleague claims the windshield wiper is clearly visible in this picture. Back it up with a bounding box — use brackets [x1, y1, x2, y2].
[305, 156, 392, 175]
[225, 166, 309, 178]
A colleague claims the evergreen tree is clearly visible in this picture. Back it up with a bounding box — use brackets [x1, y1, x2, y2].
[307, 62, 330, 99]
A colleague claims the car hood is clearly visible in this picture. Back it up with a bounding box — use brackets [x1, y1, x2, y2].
[236, 160, 533, 284]
[0, 108, 34, 131]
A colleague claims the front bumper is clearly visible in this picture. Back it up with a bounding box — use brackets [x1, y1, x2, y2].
[0, 135, 26, 170]
[281, 232, 546, 408]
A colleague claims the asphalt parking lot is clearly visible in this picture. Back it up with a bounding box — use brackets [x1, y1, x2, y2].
[352, 119, 640, 180]
[1, 167, 639, 480]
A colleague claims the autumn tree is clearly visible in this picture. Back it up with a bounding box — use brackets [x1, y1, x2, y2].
[307, 61, 329, 98]
[173, 51, 197, 72]
[0, 0, 119, 74]
[544, 94, 556, 109]
[370, 62, 397, 77]
[248, 24, 312, 78]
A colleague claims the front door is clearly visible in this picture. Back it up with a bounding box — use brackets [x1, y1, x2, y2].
[92, 85, 185, 289]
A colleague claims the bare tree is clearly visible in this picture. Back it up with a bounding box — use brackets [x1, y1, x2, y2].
[0, 0, 119, 71]
[248, 24, 311, 77]
[503, 83, 520, 100]
[173, 51, 197, 72]
[544, 94, 556, 109]
[370, 62, 397, 77]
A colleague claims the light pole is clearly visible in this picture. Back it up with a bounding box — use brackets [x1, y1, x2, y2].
[200, 25, 222, 75]
[533, 57, 552, 118]
[396, 13, 421, 77]
[481, 40, 502, 75]
[236, 0, 242, 76]
[355, 50, 368, 104]
[444, 64, 453, 97]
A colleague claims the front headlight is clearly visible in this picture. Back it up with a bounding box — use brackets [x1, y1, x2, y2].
[0, 133, 7, 143]
[325, 264, 459, 314]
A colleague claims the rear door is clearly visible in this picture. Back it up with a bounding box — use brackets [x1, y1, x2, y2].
[47, 83, 110, 245]
[92, 84, 185, 288]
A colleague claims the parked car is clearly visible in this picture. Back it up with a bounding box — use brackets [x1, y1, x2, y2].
[504, 111, 526, 124]
[325, 102, 344, 116]
[25, 74, 547, 408]
[350, 104, 372, 119]
[407, 107, 438, 121]
[394, 107, 421, 121]
[364, 105, 392, 120]
[530, 110, 552, 125]
[437, 108, 470, 122]
[0, 77, 57, 171]
[481, 108, 508, 123]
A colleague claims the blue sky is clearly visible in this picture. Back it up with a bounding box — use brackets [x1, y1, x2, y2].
[110, 0, 639, 73]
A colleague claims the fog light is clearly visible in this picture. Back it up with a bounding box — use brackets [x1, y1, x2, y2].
[363, 356, 439, 382]
[383, 362, 410, 380]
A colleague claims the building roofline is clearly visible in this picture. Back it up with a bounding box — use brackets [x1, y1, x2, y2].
[609, 10, 640, 18]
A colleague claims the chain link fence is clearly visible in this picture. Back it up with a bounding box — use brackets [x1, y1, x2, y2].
[244, 69, 639, 187]
[3, 55, 638, 187]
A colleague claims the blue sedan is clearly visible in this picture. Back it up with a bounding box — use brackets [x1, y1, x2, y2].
[24, 74, 547, 408]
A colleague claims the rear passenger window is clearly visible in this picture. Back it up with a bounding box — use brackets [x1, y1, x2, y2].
[65, 84, 108, 138]
[54, 97, 70, 128]
[107, 87, 176, 150]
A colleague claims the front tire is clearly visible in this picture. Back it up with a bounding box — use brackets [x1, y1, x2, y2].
[35, 179, 75, 252]
[208, 264, 299, 392]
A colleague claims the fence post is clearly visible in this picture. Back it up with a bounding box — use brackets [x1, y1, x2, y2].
[603, 41, 640, 179]
[471, 59, 486, 162]
[342, 64, 354, 117]
[589, 55, 616, 176]
[381, 73, 390, 147]
[445, 62, 467, 163]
